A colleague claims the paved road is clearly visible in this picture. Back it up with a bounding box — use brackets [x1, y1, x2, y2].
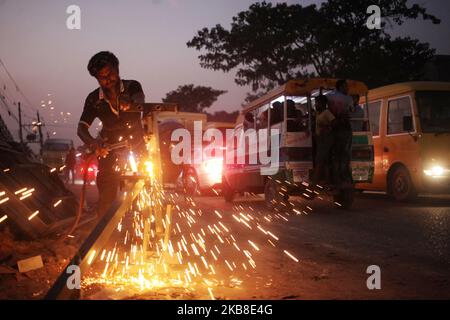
[75, 183, 450, 299]
[187, 192, 450, 299]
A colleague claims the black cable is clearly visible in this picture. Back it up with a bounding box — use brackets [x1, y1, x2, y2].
[0, 58, 37, 114]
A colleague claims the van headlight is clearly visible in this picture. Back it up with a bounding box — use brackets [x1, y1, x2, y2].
[203, 158, 223, 182]
[203, 158, 223, 174]
[424, 165, 445, 177]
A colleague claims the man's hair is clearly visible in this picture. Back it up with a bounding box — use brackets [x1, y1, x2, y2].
[87, 51, 119, 77]
[315, 94, 328, 106]
[336, 79, 347, 91]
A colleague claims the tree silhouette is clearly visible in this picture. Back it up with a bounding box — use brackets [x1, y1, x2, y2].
[187, 0, 440, 90]
[162, 84, 227, 113]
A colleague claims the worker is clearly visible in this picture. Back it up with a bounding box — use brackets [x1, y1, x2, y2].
[77, 51, 146, 217]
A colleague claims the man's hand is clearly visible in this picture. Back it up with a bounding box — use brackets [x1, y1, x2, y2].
[95, 144, 109, 158]
[90, 140, 109, 158]
[119, 102, 131, 111]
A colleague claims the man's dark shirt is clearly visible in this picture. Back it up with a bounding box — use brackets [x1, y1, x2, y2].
[79, 79, 145, 149]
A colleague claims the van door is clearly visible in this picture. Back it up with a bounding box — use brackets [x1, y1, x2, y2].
[367, 100, 384, 189]
[383, 95, 419, 184]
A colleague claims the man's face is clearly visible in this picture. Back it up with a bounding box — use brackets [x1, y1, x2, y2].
[96, 64, 119, 90]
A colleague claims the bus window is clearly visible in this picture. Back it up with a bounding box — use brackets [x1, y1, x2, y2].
[416, 90, 450, 133]
[285, 96, 309, 132]
[269, 96, 285, 126]
[367, 101, 382, 136]
[256, 104, 269, 130]
[388, 97, 413, 134]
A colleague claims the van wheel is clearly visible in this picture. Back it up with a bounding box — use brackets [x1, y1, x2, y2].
[388, 166, 417, 201]
[222, 176, 235, 203]
[264, 179, 289, 210]
[184, 168, 200, 196]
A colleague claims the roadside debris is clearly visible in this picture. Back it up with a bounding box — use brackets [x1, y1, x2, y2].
[17, 255, 44, 273]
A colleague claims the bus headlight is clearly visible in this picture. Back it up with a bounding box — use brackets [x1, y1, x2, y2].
[424, 165, 444, 177]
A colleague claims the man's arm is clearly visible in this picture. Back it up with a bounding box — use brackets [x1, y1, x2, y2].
[78, 94, 99, 147]
[77, 122, 97, 146]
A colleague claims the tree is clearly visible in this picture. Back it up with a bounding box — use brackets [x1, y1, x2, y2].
[187, 2, 318, 92]
[310, 0, 440, 87]
[243, 91, 266, 106]
[162, 84, 227, 113]
[187, 0, 440, 90]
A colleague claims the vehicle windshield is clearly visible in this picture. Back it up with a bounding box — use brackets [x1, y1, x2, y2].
[416, 90, 450, 133]
[43, 143, 71, 152]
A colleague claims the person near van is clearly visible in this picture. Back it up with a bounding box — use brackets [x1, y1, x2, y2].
[65, 147, 77, 184]
[327, 79, 353, 188]
[312, 95, 335, 185]
[77, 51, 146, 217]
[349, 94, 365, 131]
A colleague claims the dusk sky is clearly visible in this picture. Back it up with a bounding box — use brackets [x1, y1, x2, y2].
[1, 0, 449, 145]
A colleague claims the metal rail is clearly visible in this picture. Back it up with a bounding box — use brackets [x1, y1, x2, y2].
[45, 179, 145, 300]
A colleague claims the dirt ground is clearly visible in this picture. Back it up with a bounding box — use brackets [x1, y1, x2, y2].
[0, 222, 97, 299]
[0, 184, 98, 300]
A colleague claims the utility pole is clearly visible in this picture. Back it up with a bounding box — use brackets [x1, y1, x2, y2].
[18, 102, 23, 144]
[37, 111, 44, 151]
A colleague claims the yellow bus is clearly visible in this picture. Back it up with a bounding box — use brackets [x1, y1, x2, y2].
[358, 82, 450, 200]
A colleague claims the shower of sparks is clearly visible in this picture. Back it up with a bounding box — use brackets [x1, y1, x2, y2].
[14, 187, 27, 195]
[53, 199, 62, 207]
[77, 168, 356, 299]
[28, 210, 39, 221]
[207, 287, 215, 300]
[87, 250, 97, 265]
[0, 197, 9, 205]
[283, 250, 299, 263]
[0, 214, 7, 224]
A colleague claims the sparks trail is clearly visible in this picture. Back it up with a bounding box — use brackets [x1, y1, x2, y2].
[0, 185, 63, 225]
[81, 186, 305, 299]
